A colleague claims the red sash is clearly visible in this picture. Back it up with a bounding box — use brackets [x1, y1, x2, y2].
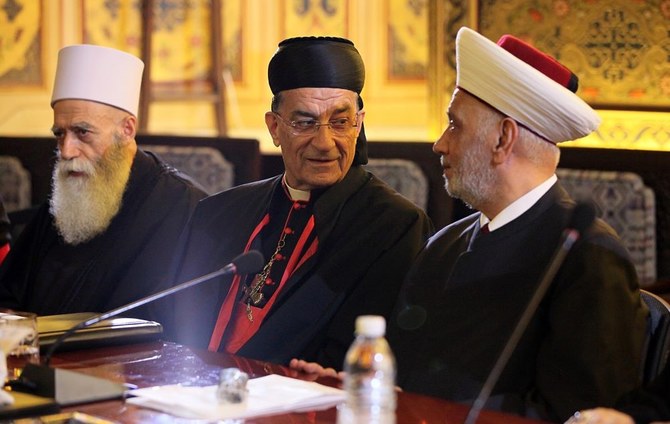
[208, 212, 317, 353]
[0, 243, 8, 265]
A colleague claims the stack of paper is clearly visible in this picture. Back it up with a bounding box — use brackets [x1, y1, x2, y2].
[127, 374, 344, 420]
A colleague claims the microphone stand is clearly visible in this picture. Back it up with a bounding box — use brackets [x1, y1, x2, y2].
[45, 263, 240, 365]
[10, 250, 263, 406]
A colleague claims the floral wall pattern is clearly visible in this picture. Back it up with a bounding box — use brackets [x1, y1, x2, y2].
[83, 0, 242, 88]
[0, 0, 42, 86]
[431, 0, 670, 150]
[282, 0, 349, 38]
[478, 0, 670, 110]
[388, 0, 428, 80]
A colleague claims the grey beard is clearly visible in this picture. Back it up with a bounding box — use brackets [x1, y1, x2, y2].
[444, 143, 496, 210]
[49, 146, 132, 245]
[50, 176, 121, 245]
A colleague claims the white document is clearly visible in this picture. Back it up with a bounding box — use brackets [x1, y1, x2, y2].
[127, 374, 345, 420]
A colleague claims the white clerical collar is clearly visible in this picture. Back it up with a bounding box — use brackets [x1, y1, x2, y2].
[480, 174, 557, 232]
[283, 175, 311, 202]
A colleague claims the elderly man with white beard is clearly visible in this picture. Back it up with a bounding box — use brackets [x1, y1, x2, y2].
[0, 45, 206, 317]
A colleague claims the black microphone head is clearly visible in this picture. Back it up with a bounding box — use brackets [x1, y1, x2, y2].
[232, 250, 265, 274]
[569, 202, 596, 235]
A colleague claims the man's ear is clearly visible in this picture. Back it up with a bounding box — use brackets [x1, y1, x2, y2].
[493, 117, 518, 163]
[265, 112, 281, 147]
[121, 115, 137, 140]
[355, 110, 365, 137]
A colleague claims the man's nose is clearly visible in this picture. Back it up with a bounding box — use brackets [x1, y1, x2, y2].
[59, 133, 80, 160]
[433, 130, 449, 155]
[311, 125, 337, 150]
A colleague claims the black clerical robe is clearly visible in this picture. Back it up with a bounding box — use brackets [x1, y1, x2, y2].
[0, 194, 9, 246]
[388, 183, 648, 423]
[0, 150, 206, 316]
[162, 166, 433, 368]
[0, 194, 9, 265]
[617, 361, 670, 423]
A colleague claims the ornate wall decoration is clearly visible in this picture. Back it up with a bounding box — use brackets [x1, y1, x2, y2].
[568, 109, 670, 150]
[429, 0, 670, 150]
[82, 0, 143, 56]
[428, 0, 473, 136]
[478, 0, 670, 110]
[83, 0, 243, 87]
[282, 0, 348, 38]
[387, 0, 429, 81]
[222, 0, 242, 81]
[0, 0, 42, 86]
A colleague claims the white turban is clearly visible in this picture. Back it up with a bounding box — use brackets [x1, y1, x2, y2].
[456, 27, 600, 143]
[51, 45, 144, 116]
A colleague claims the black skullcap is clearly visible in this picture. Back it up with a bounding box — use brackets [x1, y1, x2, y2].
[268, 36, 368, 164]
[268, 36, 365, 94]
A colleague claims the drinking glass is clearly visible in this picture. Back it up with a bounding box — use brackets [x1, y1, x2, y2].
[0, 309, 39, 380]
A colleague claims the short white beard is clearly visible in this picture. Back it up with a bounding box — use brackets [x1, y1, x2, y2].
[49, 142, 133, 245]
[445, 135, 497, 209]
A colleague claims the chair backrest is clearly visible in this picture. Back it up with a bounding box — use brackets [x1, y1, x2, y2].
[142, 145, 234, 195]
[640, 289, 670, 385]
[0, 155, 32, 213]
[364, 158, 429, 210]
[136, 135, 262, 188]
[557, 168, 656, 287]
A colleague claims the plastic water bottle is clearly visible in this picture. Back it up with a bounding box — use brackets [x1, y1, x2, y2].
[337, 315, 396, 424]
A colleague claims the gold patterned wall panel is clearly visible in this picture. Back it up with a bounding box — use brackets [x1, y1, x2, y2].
[223, 0, 243, 81]
[281, 0, 349, 38]
[387, 0, 429, 81]
[430, 0, 670, 151]
[82, 0, 243, 87]
[82, 0, 142, 57]
[428, 0, 474, 137]
[478, 0, 670, 110]
[0, 0, 43, 87]
[568, 109, 670, 150]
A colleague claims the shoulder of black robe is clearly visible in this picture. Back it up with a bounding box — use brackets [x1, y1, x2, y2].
[0, 202, 54, 310]
[74, 149, 207, 315]
[236, 166, 433, 367]
[0, 150, 207, 316]
[0, 194, 9, 246]
[159, 175, 282, 344]
[616, 363, 670, 424]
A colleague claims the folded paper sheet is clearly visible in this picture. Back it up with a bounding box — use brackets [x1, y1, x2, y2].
[127, 374, 345, 420]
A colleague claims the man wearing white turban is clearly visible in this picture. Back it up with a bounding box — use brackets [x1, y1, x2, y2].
[386, 27, 648, 422]
[0, 45, 206, 316]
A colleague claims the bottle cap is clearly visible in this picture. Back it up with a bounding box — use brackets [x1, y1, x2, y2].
[355, 315, 386, 337]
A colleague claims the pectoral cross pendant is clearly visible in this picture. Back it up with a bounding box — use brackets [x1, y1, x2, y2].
[244, 274, 266, 322]
[246, 301, 254, 322]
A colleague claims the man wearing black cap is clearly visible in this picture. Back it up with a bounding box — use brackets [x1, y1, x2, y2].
[386, 27, 647, 422]
[163, 37, 432, 368]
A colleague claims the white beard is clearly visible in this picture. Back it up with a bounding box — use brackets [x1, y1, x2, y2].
[444, 137, 497, 209]
[49, 143, 133, 245]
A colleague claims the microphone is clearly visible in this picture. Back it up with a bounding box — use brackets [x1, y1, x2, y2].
[11, 250, 264, 406]
[463, 203, 596, 424]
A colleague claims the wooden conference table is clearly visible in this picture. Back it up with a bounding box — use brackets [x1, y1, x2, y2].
[45, 341, 548, 423]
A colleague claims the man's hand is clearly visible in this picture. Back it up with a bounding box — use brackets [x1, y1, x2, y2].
[288, 358, 345, 381]
[565, 408, 635, 424]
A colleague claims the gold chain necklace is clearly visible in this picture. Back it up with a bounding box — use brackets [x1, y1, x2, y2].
[244, 231, 287, 322]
